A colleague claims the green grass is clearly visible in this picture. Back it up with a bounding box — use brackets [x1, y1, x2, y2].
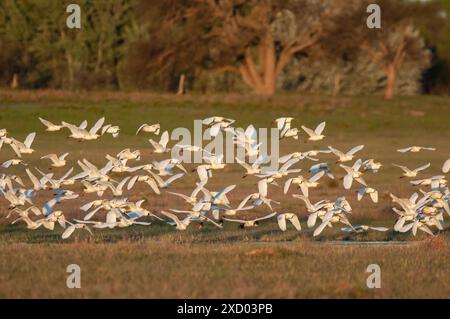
[0, 91, 449, 298]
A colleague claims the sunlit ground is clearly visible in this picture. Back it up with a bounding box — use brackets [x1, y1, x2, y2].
[0, 91, 449, 297]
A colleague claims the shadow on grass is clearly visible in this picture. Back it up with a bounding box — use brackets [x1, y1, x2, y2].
[2, 222, 448, 245]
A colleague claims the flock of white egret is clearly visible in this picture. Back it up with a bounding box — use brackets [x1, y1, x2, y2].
[0, 116, 449, 240]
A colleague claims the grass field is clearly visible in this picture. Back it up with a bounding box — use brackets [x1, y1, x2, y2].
[0, 90, 449, 298]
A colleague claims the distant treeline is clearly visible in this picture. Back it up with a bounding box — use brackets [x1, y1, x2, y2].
[0, 0, 449, 97]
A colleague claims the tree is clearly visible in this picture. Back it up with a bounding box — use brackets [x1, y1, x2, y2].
[134, 0, 341, 95]
[415, 0, 450, 94]
[0, 1, 38, 88]
[207, 0, 327, 95]
[0, 0, 134, 89]
[353, 0, 431, 99]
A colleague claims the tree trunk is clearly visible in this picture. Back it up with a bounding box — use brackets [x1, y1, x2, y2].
[177, 74, 186, 95]
[235, 30, 319, 95]
[66, 52, 75, 89]
[333, 74, 341, 97]
[11, 73, 19, 89]
[95, 35, 104, 74]
[261, 32, 276, 95]
[61, 30, 75, 89]
[238, 32, 276, 95]
[385, 64, 397, 99]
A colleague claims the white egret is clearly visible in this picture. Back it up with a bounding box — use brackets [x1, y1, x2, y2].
[41, 153, 69, 168]
[222, 212, 277, 228]
[136, 123, 160, 135]
[2, 159, 26, 169]
[341, 225, 388, 233]
[62, 117, 105, 141]
[393, 163, 430, 178]
[340, 159, 367, 190]
[357, 186, 379, 203]
[301, 121, 326, 142]
[328, 145, 364, 163]
[397, 146, 436, 153]
[39, 117, 63, 132]
[277, 213, 301, 231]
[442, 158, 450, 174]
[149, 131, 170, 153]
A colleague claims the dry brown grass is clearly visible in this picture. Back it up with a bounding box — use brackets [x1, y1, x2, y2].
[0, 241, 448, 298]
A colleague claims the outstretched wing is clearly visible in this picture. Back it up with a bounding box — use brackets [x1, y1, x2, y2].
[277, 214, 287, 231]
[307, 212, 318, 228]
[283, 178, 293, 194]
[443, 158, 450, 173]
[346, 144, 364, 156]
[258, 179, 268, 197]
[309, 171, 325, 182]
[278, 153, 295, 164]
[41, 154, 58, 162]
[328, 146, 345, 158]
[101, 124, 111, 135]
[165, 173, 184, 185]
[159, 131, 170, 148]
[289, 215, 301, 231]
[127, 175, 139, 190]
[136, 124, 148, 135]
[39, 118, 55, 128]
[161, 211, 181, 226]
[9, 142, 21, 157]
[209, 123, 221, 137]
[313, 220, 330, 237]
[117, 177, 130, 191]
[214, 184, 236, 201]
[24, 132, 36, 148]
[60, 167, 74, 181]
[301, 125, 315, 137]
[369, 190, 378, 203]
[343, 174, 353, 190]
[89, 117, 105, 135]
[26, 168, 42, 190]
[167, 191, 191, 202]
[196, 166, 209, 183]
[236, 157, 252, 172]
[314, 121, 326, 135]
[280, 158, 299, 171]
[148, 139, 160, 151]
[202, 117, 215, 125]
[255, 212, 277, 222]
[79, 120, 88, 130]
[392, 164, 410, 174]
[221, 217, 246, 223]
[397, 147, 411, 153]
[415, 163, 430, 172]
[60, 152, 69, 160]
[62, 225, 76, 239]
